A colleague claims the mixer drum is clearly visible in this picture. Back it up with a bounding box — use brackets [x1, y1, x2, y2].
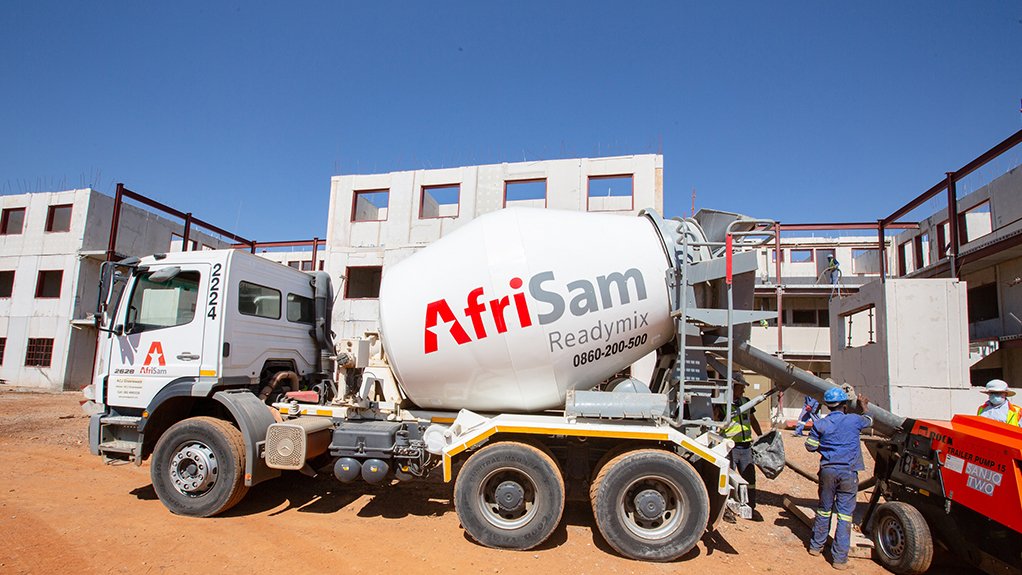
[378, 208, 675, 412]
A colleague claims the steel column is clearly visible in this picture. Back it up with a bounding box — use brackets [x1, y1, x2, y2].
[105, 183, 125, 261]
[311, 236, 319, 269]
[946, 172, 959, 278]
[182, 213, 193, 252]
[774, 223, 783, 358]
[877, 220, 886, 282]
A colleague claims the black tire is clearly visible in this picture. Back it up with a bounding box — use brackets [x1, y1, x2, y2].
[454, 442, 565, 550]
[150, 417, 249, 517]
[871, 501, 933, 575]
[590, 449, 710, 562]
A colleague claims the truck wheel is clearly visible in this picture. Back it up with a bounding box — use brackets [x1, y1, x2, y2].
[871, 501, 933, 575]
[150, 417, 249, 517]
[590, 449, 709, 561]
[454, 442, 565, 550]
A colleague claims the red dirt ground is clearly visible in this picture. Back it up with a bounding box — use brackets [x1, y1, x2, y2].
[0, 389, 979, 574]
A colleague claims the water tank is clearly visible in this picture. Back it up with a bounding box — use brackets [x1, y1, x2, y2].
[378, 208, 675, 412]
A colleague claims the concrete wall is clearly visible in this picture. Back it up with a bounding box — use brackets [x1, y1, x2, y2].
[889, 164, 1022, 393]
[830, 278, 971, 420]
[325, 155, 664, 340]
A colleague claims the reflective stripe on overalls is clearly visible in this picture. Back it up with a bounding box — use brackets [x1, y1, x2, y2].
[725, 399, 753, 443]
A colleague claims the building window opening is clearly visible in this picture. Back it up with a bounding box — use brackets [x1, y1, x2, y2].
[915, 234, 930, 268]
[791, 309, 817, 326]
[842, 305, 876, 348]
[850, 248, 881, 275]
[45, 204, 72, 232]
[898, 241, 913, 276]
[504, 179, 547, 208]
[0, 270, 13, 298]
[345, 266, 383, 299]
[35, 270, 63, 299]
[0, 337, 6, 365]
[352, 189, 389, 222]
[790, 249, 813, 263]
[967, 283, 999, 323]
[936, 221, 950, 258]
[587, 175, 633, 212]
[1, 208, 26, 235]
[960, 201, 993, 244]
[420, 185, 460, 219]
[25, 338, 54, 367]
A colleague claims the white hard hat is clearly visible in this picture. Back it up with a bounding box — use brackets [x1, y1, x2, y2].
[983, 379, 1016, 397]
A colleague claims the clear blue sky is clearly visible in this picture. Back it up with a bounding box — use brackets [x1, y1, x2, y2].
[1, 2, 1020, 241]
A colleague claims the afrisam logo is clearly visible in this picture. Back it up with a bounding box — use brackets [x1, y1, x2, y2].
[140, 341, 168, 374]
[423, 268, 648, 354]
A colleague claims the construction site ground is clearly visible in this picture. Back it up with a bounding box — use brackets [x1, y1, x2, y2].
[0, 389, 981, 575]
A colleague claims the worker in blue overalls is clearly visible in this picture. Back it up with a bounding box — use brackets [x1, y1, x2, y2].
[804, 388, 872, 571]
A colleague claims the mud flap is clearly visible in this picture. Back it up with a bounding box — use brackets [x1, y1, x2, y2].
[213, 390, 281, 486]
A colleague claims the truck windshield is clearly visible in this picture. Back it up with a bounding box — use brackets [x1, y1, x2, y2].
[125, 270, 200, 333]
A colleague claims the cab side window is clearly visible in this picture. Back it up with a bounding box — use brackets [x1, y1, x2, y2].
[125, 271, 200, 333]
[287, 293, 314, 324]
[238, 281, 281, 320]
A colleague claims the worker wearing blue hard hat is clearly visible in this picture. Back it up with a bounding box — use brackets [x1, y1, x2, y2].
[804, 386, 873, 570]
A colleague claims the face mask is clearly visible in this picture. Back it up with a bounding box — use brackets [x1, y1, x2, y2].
[989, 394, 1006, 407]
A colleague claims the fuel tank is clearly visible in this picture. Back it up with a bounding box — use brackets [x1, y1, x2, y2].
[378, 208, 676, 412]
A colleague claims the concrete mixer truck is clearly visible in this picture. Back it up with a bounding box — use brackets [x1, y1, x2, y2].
[83, 206, 902, 562]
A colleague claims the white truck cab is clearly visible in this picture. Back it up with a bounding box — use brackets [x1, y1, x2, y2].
[85, 249, 336, 516]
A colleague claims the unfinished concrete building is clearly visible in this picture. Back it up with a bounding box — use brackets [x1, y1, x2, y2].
[0, 189, 225, 390]
[325, 155, 664, 341]
[885, 165, 1022, 395]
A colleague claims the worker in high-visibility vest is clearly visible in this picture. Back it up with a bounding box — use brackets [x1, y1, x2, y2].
[977, 379, 1022, 426]
[805, 388, 872, 571]
[724, 374, 763, 520]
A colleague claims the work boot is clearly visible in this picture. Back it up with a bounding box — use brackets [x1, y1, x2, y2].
[807, 547, 822, 557]
[832, 561, 851, 570]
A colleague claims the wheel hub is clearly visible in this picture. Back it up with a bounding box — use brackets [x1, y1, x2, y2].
[634, 488, 666, 521]
[170, 442, 219, 496]
[478, 467, 538, 529]
[619, 475, 685, 539]
[878, 516, 906, 559]
[495, 480, 525, 513]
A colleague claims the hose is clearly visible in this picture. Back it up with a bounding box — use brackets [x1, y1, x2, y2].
[783, 457, 877, 492]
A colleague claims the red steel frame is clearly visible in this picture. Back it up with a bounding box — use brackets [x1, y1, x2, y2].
[233, 238, 326, 270]
[876, 128, 1022, 281]
[105, 183, 256, 261]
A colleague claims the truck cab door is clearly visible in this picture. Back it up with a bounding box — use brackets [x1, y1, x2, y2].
[106, 264, 210, 409]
